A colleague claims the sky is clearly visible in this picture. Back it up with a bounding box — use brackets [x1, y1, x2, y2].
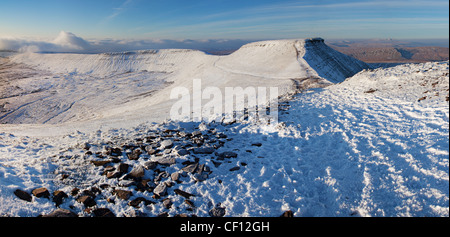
[0, 0, 448, 41]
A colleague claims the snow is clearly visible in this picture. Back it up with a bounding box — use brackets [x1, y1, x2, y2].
[0, 39, 448, 217]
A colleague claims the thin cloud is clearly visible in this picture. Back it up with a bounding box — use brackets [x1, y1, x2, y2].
[100, 0, 134, 25]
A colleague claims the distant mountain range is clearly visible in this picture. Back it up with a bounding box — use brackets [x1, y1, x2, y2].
[328, 39, 449, 63]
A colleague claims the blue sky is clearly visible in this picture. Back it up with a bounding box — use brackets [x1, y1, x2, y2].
[0, 0, 448, 40]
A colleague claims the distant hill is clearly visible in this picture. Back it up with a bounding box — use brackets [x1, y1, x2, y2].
[328, 39, 449, 63]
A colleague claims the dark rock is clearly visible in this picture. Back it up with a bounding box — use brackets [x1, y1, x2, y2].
[113, 189, 133, 200]
[209, 205, 226, 217]
[251, 143, 262, 147]
[32, 187, 50, 199]
[157, 212, 169, 217]
[106, 147, 122, 156]
[117, 163, 129, 173]
[184, 200, 195, 208]
[192, 147, 215, 154]
[82, 143, 91, 150]
[162, 198, 173, 209]
[106, 171, 122, 179]
[93, 208, 115, 217]
[14, 189, 32, 202]
[218, 151, 238, 159]
[174, 148, 189, 156]
[418, 96, 427, 102]
[129, 197, 155, 208]
[81, 189, 97, 198]
[143, 161, 158, 170]
[212, 160, 222, 168]
[229, 166, 240, 172]
[53, 190, 68, 207]
[364, 88, 378, 94]
[42, 209, 78, 217]
[280, 210, 294, 217]
[77, 196, 96, 207]
[71, 188, 80, 196]
[127, 149, 141, 160]
[174, 189, 195, 199]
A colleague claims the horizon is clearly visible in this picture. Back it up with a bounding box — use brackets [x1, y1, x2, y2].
[0, 0, 448, 40]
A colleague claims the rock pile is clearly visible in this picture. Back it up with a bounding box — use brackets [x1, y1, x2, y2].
[14, 123, 255, 217]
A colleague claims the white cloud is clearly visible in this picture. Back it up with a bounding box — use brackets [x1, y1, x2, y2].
[0, 31, 250, 54]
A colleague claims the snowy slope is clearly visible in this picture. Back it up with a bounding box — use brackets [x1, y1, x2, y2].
[3, 38, 369, 126]
[0, 61, 447, 217]
[0, 39, 448, 217]
[215, 38, 369, 82]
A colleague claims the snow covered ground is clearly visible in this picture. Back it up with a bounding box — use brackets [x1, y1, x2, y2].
[0, 39, 448, 217]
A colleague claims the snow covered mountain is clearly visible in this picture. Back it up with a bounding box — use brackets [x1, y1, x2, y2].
[3, 38, 369, 126]
[0, 39, 448, 217]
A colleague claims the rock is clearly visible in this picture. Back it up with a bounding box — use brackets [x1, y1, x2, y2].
[192, 147, 215, 154]
[154, 171, 169, 182]
[106, 147, 122, 156]
[129, 165, 145, 178]
[106, 171, 122, 179]
[193, 173, 209, 182]
[127, 149, 142, 160]
[229, 166, 240, 172]
[53, 190, 68, 207]
[174, 213, 190, 218]
[77, 196, 96, 207]
[174, 189, 195, 199]
[14, 189, 32, 202]
[117, 163, 129, 173]
[71, 188, 80, 196]
[32, 187, 50, 199]
[251, 143, 262, 147]
[181, 163, 198, 174]
[153, 183, 167, 197]
[218, 151, 238, 159]
[280, 210, 294, 217]
[160, 140, 173, 149]
[42, 209, 78, 217]
[174, 148, 189, 156]
[128, 197, 155, 208]
[143, 161, 158, 170]
[113, 189, 133, 200]
[364, 88, 378, 94]
[157, 212, 169, 217]
[418, 96, 427, 102]
[209, 205, 226, 217]
[93, 208, 115, 217]
[82, 142, 91, 150]
[191, 131, 202, 137]
[156, 156, 176, 166]
[170, 172, 180, 182]
[118, 180, 135, 187]
[184, 200, 195, 208]
[163, 198, 173, 209]
[91, 160, 112, 166]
